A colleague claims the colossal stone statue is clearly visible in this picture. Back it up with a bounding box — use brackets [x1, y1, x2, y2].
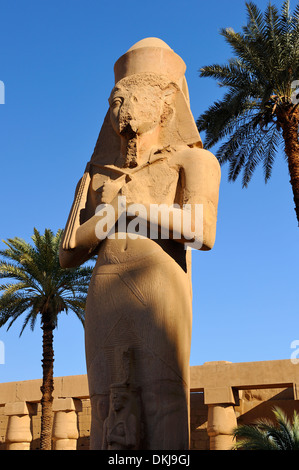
[60, 38, 221, 449]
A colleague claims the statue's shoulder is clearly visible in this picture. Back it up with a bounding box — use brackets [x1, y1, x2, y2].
[169, 146, 220, 172]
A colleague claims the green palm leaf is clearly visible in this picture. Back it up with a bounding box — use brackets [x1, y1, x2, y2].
[0, 228, 94, 449]
[197, 0, 299, 224]
[234, 406, 299, 450]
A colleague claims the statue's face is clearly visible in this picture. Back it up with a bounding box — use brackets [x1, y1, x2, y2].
[109, 79, 166, 138]
[111, 391, 128, 411]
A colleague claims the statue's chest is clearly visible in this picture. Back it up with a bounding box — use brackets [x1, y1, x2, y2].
[91, 160, 180, 206]
[123, 161, 179, 205]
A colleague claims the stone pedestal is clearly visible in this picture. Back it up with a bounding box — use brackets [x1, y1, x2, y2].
[4, 402, 32, 450]
[207, 404, 237, 450]
[52, 398, 82, 450]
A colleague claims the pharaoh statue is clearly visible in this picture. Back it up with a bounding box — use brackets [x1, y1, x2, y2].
[59, 37, 221, 450]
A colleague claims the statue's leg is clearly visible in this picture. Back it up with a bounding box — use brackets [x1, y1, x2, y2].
[141, 354, 189, 450]
[85, 252, 192, 450]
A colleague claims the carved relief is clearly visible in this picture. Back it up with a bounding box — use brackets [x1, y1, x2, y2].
[102, 349, 143, 450]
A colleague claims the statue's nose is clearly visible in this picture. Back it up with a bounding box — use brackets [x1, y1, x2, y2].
[120, 101, 135, 120]
[119, 102, 139, 136]
[120, 119, 138, 138]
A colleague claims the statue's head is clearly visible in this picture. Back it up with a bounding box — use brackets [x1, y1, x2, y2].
[90, 38, 202, 166]
[111, 390, 128, 411]
[108, 73, 179, 139]
[109, 383, 132, 412]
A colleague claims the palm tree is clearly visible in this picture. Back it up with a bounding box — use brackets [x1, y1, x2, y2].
[233, 406, 299, 450]
[197, 1, 299, 225]
[0, 228, 94, 450]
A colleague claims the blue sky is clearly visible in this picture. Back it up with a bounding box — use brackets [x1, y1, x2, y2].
[0, 0, 299, 383]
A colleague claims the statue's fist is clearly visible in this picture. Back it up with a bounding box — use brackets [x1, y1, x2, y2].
[99, 178, 125, 204]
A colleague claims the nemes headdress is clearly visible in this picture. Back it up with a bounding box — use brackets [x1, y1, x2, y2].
[91, 37, 202, 165]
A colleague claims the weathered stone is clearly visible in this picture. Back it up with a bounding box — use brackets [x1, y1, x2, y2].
[59, 37, 220, 450]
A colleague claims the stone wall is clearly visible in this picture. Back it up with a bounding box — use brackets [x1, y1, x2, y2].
[1, 360, 299, 450]
[0, 398, 91, 451]
[190, 387, 299, 450]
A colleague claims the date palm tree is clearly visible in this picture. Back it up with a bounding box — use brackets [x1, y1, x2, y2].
[0, 228, 94, 450]
[233, 406, 299, 450]
[197, 1, 299, 224]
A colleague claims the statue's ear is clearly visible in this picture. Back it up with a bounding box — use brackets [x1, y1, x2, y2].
[90, 109, 121, 165]
[160, 81, 203, 149]
[162, 82, 178, 105]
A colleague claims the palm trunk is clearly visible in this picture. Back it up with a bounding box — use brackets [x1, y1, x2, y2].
[279, 107, 299, 225]
[40, 315, 55, 450]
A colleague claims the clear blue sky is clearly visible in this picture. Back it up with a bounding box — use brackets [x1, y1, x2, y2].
[0, 0, 298, 383]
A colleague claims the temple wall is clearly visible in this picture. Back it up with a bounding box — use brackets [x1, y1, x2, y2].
[189, 386, 298, 450]
[1, 360, 299, 450]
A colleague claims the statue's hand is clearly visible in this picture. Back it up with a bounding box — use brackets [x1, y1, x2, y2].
[99, 177, 125, 204]
[119, 176, 136, 206]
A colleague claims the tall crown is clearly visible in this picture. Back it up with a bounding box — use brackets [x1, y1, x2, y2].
[90, 37, 202, 165]
[114, 37, 189, 102]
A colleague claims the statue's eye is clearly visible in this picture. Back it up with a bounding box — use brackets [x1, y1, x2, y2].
[111, 97, 123, 108]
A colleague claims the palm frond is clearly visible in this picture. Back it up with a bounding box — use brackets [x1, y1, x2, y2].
[0, 228, 94, 335]
[233, 406, 299, 450]
[244, 2, 265, 39]
[234, 422, 278, 450]
[197, 0, 299, 191]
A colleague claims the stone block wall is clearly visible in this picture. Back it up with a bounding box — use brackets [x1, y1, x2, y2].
[0, 393, 211, 450]
[1, 388, 297, 450]
[190, 387, 299, 450]
[0, 399, 91, 451]
[0, 405, 6, 450]
[1, 360, 299, 450]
